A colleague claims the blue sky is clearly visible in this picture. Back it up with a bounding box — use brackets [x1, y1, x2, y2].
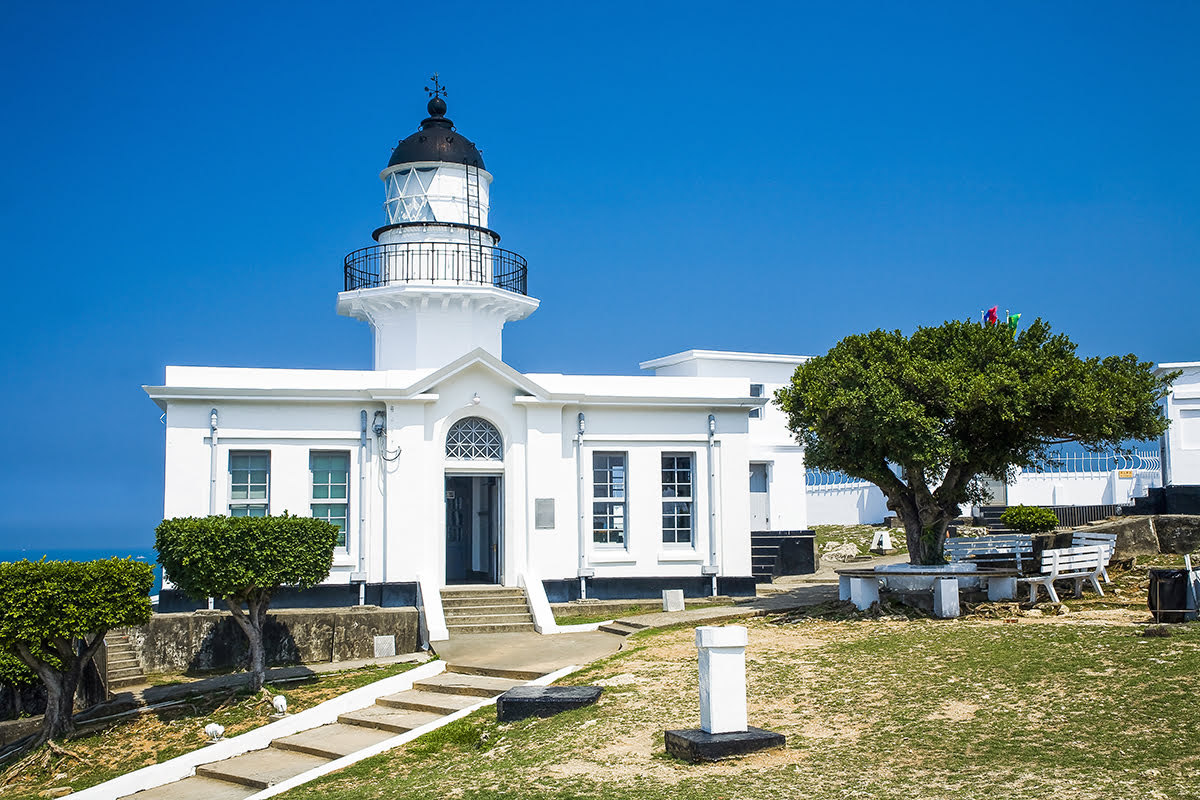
[1, 2, 1197, 551]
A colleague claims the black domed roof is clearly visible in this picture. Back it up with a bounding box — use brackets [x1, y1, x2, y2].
[387, 96, 485, 169]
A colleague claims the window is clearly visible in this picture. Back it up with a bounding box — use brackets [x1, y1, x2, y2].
[229, 452, 269, 517]
[592, 452, 627, 546]
[311, 452, 350, 549]
[446, 417, 504, 461]
[661, 454, 694, 545]
[749, 383, 765, 419]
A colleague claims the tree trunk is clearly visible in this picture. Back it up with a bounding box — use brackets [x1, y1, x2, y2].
[227, 595, 271, 692]
[901, 514, 952, 565]
[39, 673, 75, 742]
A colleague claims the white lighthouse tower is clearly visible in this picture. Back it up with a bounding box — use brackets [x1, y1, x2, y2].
[337, 78, 538, 371]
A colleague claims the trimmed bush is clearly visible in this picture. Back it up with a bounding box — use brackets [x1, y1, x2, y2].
[156, 514, 338, 691]
[1000, 505, 1060, 534]
[0, 558, 153, 743]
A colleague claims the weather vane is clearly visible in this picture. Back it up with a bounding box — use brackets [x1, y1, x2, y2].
[425, 73, 447, 99]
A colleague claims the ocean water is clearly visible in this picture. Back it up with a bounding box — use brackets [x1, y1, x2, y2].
[0, 547, 162, 595]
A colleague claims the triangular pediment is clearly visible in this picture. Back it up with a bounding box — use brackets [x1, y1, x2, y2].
[399, 348, 550, 400]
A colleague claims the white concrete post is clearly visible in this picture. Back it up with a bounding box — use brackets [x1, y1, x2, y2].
[696, 625, 748, 734]
[663, 589, 685, 612]
[933, 577, 960, 618]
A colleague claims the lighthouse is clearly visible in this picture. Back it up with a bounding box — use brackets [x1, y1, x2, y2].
[336, 79, 538, 371]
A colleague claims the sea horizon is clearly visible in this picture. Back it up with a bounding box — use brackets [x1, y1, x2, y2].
[0, 546, 162, 594]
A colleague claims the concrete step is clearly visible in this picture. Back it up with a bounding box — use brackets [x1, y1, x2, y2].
[441, 597, 531, 610]
[413, 672, 524, 698]
[445, 622, 536, 635]
[108, 666, 145, 679]
[337, 705, 444, 734]
[271, 722, 395, 759]
[376, 688, 481, 714]
[441, 591, 527, 603]
[195, 748, 329, 789]
[599, 621, 644, 636]
[446, 662, 546, 682]
[109, 676, 148, 689]
[121, 775, 258, 800]
[441, 612, 534, 626]
[107, 656, 141, 668]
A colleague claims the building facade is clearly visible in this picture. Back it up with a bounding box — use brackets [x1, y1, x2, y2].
[146, 93, 810, 631]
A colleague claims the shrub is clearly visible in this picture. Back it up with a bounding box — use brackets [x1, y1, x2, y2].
[1000, 505, 1059, 534]
[156, 514, 338, 691]
[0, 558, 153, 743]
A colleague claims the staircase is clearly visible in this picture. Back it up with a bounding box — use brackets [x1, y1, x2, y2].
[977, 505, 1011, 532]
[105, 630, 146, 690]
[751, 530, 816, 582]
[128, 665, 533, 800]
[440, 585, 536, 635]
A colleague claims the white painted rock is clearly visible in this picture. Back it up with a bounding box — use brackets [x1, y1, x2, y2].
[204, 722, 225, 741]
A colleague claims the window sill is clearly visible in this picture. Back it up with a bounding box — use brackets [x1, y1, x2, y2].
[590, 551, 636, 565]
[657, 550, 704, 563]
[332, 554, 355, 568]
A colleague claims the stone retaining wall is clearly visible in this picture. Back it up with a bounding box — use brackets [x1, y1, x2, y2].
[1087, 515, 1200, 558]
[125, 606, 419, 675]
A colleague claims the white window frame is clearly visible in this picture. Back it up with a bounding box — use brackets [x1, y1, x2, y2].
[592, 452, 628, 548]
[310, 450, 350, 551]
[749, 383, 765, 419]
[661, 452, 695, 547]
[229, 451, 270, 517]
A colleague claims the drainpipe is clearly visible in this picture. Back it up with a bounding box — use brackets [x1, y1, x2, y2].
[705, 414, 719, 597]
[208, 408, 218, 611]
[208, 408, 219, 516]
[575, 412, 592, 600]
[356, 410, 368, 606]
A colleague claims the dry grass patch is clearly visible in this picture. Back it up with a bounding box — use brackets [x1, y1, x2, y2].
[278, 614, 1200, 800]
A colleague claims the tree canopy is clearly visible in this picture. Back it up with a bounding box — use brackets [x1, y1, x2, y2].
[0, 558, 153, 742]
[155, 514, 338, 690]
[776, 318, 1174, 564]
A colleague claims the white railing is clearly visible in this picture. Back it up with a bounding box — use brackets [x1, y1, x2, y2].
[805, 469, 873, 488]
[1022, 449, 1161, 475]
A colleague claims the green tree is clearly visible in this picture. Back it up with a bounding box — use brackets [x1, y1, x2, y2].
[155, 514, 338, 691]
[775, 319, 1174, 564]
[0, 558, 153, 743]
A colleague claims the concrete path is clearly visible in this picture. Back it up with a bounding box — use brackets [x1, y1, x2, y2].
[601, 583, 840, 634]
[432, 630, 624, 678]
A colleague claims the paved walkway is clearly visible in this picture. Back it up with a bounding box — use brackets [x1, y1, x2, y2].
[433, 630, 623, 676]
[608, 583, 840, 631]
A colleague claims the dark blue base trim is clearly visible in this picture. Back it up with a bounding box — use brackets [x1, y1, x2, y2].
[157, 582, 420, 614]
[541, 576, 757, 604]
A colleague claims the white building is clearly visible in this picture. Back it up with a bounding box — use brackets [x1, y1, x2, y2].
[1157, 362, 1200, 487]
[145, 92, 810, 626]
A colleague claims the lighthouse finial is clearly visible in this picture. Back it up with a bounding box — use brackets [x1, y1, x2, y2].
[424, 73, 447, 100]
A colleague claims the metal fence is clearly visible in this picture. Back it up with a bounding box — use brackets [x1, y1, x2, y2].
[1021, 450, 1161, 475]
[344, 241, 528, 296]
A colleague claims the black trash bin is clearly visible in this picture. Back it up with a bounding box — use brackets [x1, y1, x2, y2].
[1148, 569, 1190, 623]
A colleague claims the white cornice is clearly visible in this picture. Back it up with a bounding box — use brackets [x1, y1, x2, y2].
[638, 349, 812, 371]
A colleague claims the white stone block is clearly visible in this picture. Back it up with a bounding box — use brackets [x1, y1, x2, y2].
[987, 576, 1017, 601]
[373, 635, 396, 658]
[933, 578, 960, 618]
[663, 589, 685, 612]
[695, 625, 748, 734]
[849, 577, 879, 610]
[839, 574, 852, 601]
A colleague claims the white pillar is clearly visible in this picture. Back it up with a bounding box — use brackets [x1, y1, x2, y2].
[933, 577, 960, 618]
[696, 626, 748, 734]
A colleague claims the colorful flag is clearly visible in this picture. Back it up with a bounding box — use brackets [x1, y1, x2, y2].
[1007, 312, 1021, 332]
[984, 306, 998, 326]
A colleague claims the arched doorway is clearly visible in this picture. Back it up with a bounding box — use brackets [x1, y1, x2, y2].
[444, 417, 504, 584]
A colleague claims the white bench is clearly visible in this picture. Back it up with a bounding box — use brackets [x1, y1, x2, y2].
[945, 534, 1033, 573]
[1019, 545, 1106, 604]
[1071, 531, 1117, 584]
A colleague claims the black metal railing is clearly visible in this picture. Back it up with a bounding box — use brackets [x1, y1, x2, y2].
[344, 242, 528, 296]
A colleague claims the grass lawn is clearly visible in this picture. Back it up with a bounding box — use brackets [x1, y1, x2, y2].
[275, 574, 1200, 799]
[0, 661, 419, 799]
[812, 523, 908, 558]
[554, 599, 737, 627]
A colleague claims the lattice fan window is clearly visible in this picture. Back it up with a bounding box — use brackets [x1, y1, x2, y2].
[445, 417, 503, 461]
